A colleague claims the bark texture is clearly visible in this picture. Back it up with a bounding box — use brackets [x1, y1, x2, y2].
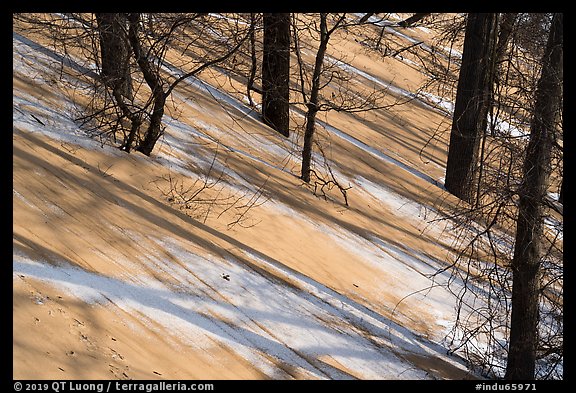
[96, 13, 133, 100]
[505, 12, 563, 380]
[262, 13, 291, 137]
[444, 13, 498, 203]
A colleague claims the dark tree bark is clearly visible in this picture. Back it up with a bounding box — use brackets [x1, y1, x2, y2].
[444, 13, 498, 203]
[398, 13, 431, 28]
[246, 13, 259, 107]
[125, 13, 167, 157]
[95, 13, 133, 100]
[301, 14, 329, 183]
[505, 12, 563, 380]
[262, 13, 291, 137]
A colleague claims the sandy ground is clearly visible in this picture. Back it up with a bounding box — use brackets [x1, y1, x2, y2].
[13, 14, 482, 380]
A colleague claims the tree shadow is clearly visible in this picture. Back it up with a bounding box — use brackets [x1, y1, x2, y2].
[13, 130, 473, 379]
[13, 233, 470, 380]
[13, 31, 99, 80]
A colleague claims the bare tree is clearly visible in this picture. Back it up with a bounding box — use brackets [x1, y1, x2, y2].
[438, 12, 563, 380]
[505, 12, 563, 380]
[300, 13, 334, 183]
[132, 14, 253, 155]
[295, 14, 389, 184]
[290, 13, 417, 205]
[15, 13, 253, 155]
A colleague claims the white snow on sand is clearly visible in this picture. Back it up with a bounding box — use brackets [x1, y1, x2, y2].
[13, 237, 465, 379]
[14, 16, 562, 380]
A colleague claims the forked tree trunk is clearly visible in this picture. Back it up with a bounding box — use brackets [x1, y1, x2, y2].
[444, 13, 498, 203]
[125, 13, 167, 156]
[262, 13, 291, 137]
[505, 12, 563, 380]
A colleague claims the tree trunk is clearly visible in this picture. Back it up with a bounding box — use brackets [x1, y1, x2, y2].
[444, 13, 498, 203]
[505, 13, 563, 380]
[262, 13, 291, 137]
[301, 105, 319, 183]
[95, 13, 133, 100]
[125, 13, 167, 156]
[495, 13, 518, 64]
[301, 14, 328, 183]
[137, 91, 167, 156]
[246, 13, 258, 107]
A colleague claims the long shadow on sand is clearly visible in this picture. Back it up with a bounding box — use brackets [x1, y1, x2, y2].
[14, 129, 474, 380]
